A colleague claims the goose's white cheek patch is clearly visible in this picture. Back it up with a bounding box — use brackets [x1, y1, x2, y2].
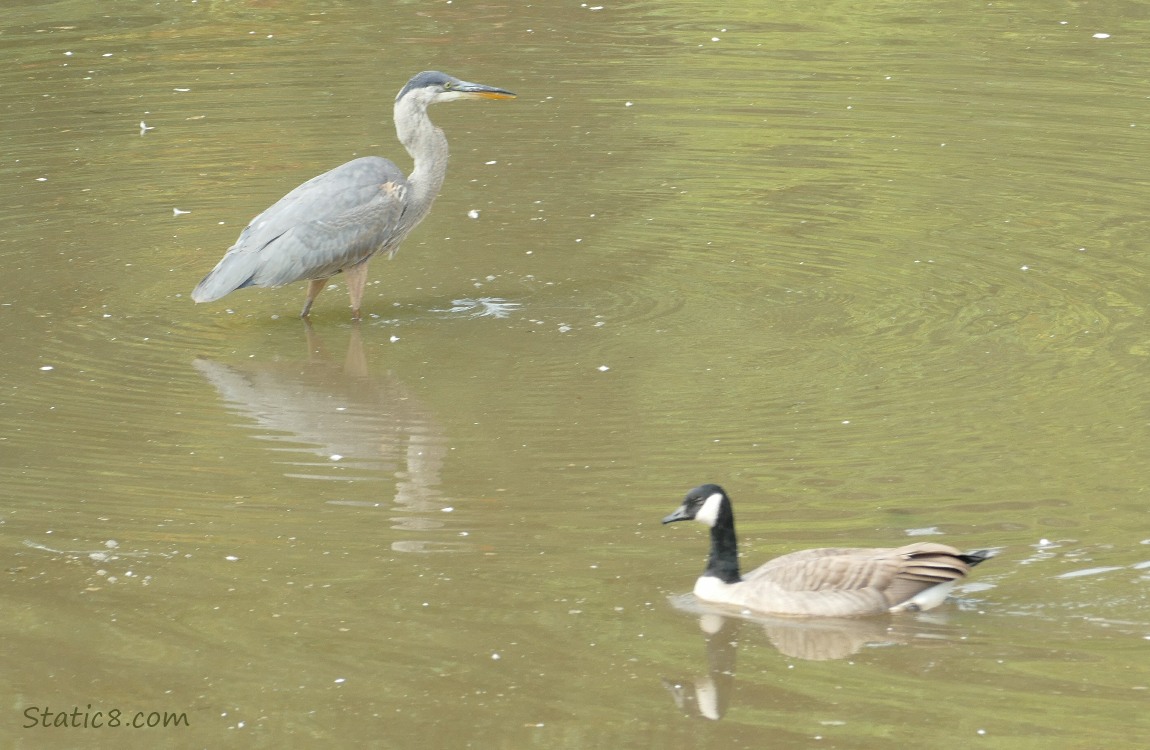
[694, 492, 724, 527]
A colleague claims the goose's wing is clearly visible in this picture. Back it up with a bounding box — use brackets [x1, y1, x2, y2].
[739, 543, 976, 615]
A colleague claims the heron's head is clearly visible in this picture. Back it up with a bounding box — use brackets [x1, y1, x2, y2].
[397, 71, 516, 107]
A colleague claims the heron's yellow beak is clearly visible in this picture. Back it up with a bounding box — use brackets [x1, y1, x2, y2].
[473, 90, 516, 100]
[456, 81, 517, 100]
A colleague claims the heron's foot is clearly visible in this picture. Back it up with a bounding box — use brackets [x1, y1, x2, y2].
[350, 308, 362, 322]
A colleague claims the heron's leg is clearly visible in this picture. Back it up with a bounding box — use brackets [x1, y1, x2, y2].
[344, 262, 371, 321]
[300, 278, 329, 319]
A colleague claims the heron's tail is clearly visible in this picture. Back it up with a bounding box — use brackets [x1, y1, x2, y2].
[191, 248, 260, 303]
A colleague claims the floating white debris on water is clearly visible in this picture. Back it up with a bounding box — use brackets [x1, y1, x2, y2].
[906, 526, 944, 537]
[39, 366, 54, 371]
[225, 555, 240, 562]
[173, 208, 190, 216]
[491, 653, 501, 660]
[597, 365, 610, 372]
[1093, 32, 1111, 39]
[960, 581, 996, 593]
[433, 298, 520, 319]
[329, 454, 343, 461]
[467, 209, 480, 219]
[390, 335, 400, 343]
[139, 121, 154, 135]
[173, 87, 191, 92]
[1056, 566, 1124, 579]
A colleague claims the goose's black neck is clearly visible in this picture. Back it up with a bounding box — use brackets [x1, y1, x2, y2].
[705, 501, 742, 584]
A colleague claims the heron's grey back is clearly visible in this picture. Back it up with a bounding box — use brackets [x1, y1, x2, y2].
[192, 156, 409, 302]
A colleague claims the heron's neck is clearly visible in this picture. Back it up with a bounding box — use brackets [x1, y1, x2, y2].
[395, 98, 449, 211]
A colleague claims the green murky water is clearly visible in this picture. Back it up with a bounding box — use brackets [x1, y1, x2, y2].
[3, 1, 1149, 747]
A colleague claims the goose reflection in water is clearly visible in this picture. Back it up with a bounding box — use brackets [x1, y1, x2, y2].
[193, 325, 454, 551]
[662, 595, 964, 720]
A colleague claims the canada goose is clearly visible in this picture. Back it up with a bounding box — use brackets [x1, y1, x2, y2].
[662, 484, 993, 617]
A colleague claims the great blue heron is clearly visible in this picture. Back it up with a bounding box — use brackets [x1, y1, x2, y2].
[191, 70, 516, 320]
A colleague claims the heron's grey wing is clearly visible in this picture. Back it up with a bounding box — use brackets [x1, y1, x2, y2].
[192, 156, 408, 302]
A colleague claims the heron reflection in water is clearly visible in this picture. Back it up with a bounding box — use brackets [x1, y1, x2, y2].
[192, 71, 516, 320]
[192, 326, 450, 544]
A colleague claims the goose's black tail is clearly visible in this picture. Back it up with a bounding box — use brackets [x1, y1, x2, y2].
[959, 549, 996, 567]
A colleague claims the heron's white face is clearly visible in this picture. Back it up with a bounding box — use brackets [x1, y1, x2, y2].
[408, 85, 503, 107]
[398, 85, 449, 108]
[431, 87, 471, 104]
[693, 491, 725, 528]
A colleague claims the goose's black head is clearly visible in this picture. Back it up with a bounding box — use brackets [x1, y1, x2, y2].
[662, 484, 730, 528]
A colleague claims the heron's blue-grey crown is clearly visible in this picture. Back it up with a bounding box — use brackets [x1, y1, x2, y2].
[397, 71, 457, 100]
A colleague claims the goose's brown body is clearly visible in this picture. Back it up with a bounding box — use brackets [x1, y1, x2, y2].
[699, 542, 982, 616]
